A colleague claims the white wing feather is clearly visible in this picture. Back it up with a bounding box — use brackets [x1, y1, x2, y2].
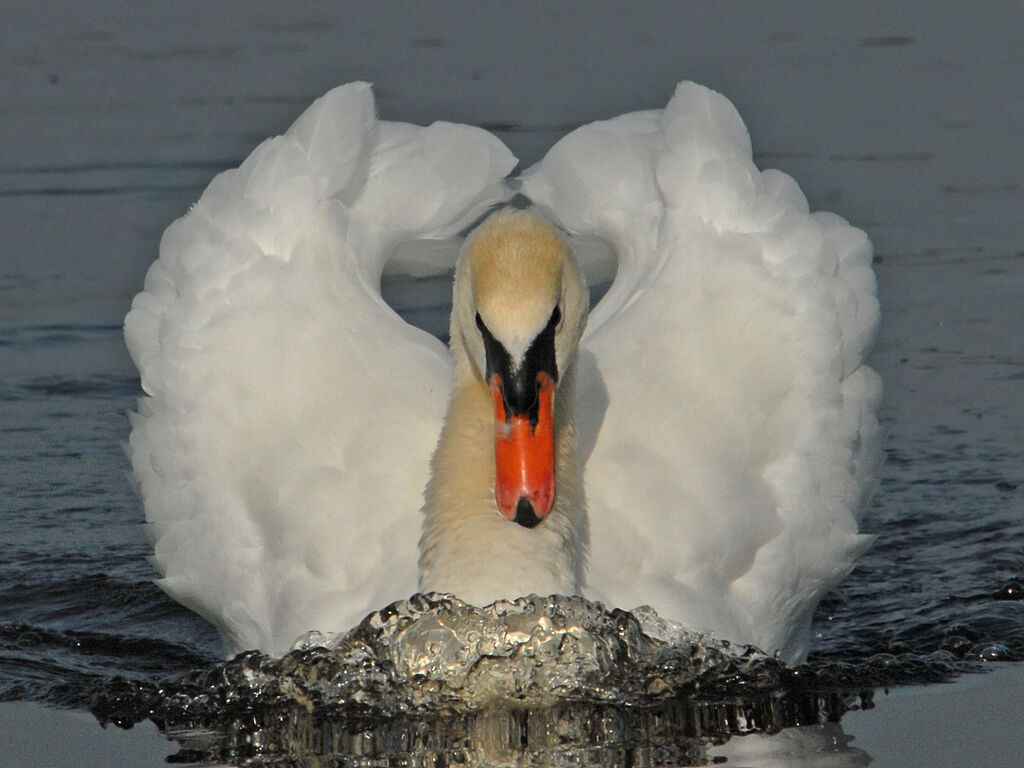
[125, 83, 515, 656]
[523, 82, 882, 661]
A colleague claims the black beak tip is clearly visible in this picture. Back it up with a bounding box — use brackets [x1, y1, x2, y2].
[513, 497, 542, 529]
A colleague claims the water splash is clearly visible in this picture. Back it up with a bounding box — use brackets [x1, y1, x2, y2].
[91, 595, 888, 765]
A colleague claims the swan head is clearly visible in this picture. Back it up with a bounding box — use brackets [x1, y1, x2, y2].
[452, 208, 588, 528]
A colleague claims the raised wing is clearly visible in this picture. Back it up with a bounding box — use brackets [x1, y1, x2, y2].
[523, 82, 882, 661]
[125, 83, 515, 656]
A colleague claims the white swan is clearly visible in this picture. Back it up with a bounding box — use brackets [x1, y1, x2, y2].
[125, 81, 882, 663]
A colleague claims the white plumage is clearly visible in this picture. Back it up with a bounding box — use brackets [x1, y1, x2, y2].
[125, 81, 881, 662]
[523, 83, 881, 661]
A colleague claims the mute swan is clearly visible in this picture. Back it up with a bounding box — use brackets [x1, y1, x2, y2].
[125, 81, 881, 663]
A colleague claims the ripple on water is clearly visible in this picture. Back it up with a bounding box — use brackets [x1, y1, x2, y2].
[0, 374, 140, 401]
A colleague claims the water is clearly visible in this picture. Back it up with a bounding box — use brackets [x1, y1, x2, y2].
[2, 2, 1023, 765]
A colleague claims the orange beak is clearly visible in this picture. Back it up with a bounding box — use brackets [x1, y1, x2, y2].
[490, 371, 556, 527]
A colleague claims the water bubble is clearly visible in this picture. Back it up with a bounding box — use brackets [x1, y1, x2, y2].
[996, 579, 1023, 600]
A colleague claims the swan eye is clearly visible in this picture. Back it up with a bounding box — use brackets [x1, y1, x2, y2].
[475, 312, 485, 332]
[549, 305, 562, 331]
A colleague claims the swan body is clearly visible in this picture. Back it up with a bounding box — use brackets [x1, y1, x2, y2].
[125, 81, 881, 662]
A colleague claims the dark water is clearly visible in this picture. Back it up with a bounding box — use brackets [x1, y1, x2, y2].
[2, 2, 1023, 765]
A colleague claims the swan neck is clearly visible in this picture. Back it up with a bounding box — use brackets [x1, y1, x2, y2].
[418, 354, 585, 604]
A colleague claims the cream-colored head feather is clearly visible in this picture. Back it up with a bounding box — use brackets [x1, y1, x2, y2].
[451, 208, 588, 384]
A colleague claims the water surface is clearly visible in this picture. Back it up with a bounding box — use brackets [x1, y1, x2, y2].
[2, 2, 1022, 766]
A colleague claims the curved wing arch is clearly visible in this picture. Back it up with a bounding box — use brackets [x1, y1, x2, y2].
[125, 83, 515, 656]
[523, 82, 881, 661]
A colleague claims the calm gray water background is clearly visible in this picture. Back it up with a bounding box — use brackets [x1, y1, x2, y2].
[2, 2, 1023, 765]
